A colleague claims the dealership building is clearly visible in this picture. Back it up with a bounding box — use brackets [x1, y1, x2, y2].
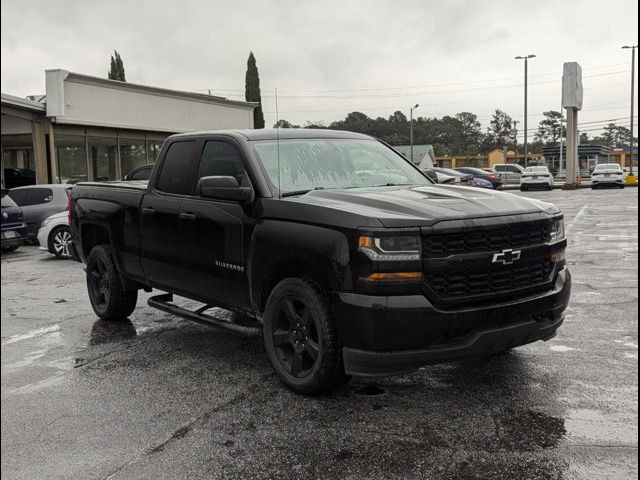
[1, 70, 256, 188]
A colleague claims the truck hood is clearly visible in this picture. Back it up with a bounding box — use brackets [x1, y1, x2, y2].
[284, 185, 559, 227]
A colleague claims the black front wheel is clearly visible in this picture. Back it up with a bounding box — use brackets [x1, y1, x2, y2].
[263, 278, 348, 395]
[86, 245, 137, 321]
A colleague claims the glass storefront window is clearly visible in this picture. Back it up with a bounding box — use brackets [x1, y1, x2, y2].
[88, 137, 118, 181]
[120, 138, 147, 177]
[146, 140, 164, 164]
[56, 135, 87, 184]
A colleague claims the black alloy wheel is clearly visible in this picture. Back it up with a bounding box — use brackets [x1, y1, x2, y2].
[88, 255, 112, 311]
[263, 278, 349, 394]
[271, 296, 321, 378]
[86, 245, 137, 321]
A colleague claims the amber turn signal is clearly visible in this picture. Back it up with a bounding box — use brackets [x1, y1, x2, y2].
[358, 272, 423, 284]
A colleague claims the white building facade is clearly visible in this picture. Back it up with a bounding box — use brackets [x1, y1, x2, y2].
[1, 70, 256, 187]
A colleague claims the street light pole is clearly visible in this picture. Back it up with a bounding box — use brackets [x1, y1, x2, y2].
[410, 104, 419, 162]
[515, 55, 536, 167]
[623, 45, 637, 176]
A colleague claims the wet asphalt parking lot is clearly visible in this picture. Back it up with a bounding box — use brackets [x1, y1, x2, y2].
[1, 188, 638, 480]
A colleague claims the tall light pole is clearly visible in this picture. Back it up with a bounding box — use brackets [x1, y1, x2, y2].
[515, 55, 536, 167]
[410, 104, 419, 162]
[622, 45, 637, 176]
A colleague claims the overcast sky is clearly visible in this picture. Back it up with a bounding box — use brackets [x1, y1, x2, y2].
[1, 0, 638, 137]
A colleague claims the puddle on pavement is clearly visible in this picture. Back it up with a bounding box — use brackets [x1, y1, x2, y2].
[498, 409, 566, 450]
[89, 319, 137, 345]
[355, 385, 386, 396]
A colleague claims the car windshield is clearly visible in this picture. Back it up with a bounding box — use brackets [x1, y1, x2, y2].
[595, 164, 621, 171]
[525, 167, 549, 173]
[252, 138, 431, 194]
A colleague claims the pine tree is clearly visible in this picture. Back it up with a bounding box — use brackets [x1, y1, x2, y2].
[245, 52, 265, 129]
[108, 51, 126, 81]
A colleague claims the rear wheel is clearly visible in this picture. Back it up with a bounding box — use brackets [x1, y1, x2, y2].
[86, 245, 137, 321]
[1, 244, 19, 252]
[263, 278, 349, 395]
[520, 185, 527, 191]
[49, 226, 73, 259]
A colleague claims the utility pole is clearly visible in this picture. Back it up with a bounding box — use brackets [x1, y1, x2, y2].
[622, 45, 637, 177]
[410, 104, 419, 162]
[513, 119, 519, 161]
[515, 55, 536, 167]
[559, 96, 564, 176]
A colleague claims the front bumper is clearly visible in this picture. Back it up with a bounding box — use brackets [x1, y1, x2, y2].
[334, 268, 571, 376]
[37, 226, 50, 251]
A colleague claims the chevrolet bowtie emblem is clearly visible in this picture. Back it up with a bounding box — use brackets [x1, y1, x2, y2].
[492, 248, 522, 265]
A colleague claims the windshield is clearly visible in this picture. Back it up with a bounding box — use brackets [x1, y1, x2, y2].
[525, 167, 549, 173]
[252, 138, 431, 194]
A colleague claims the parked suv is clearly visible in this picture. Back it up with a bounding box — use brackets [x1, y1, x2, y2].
[494, 163, 525, 185]
[71, 129, 571, 394]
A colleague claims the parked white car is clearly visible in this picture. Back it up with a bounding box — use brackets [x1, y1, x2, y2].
[37, 211, 74, 259]
[591, 163, 625, 189]
[520, 166, 554, 191]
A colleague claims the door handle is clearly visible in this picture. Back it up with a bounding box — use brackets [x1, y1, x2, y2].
[141, 207, 155, 215]
[180, 212, 197, 221]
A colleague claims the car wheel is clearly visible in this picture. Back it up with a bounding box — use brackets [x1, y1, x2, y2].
[1, 245, 19, 252]
[49, 226, 73, 259]
[263, 278, 349, 395]
[520, 186, 527, 191]
[86, 244, 138, 321]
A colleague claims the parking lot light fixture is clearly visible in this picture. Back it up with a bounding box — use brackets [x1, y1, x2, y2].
[410, 104, 419, 162]
[515, 55, 536, 167]
[622, 45, 637, 177]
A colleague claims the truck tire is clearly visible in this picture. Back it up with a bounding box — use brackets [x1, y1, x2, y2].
[86, 244, 138, 321]
[263, 278, 349, 395]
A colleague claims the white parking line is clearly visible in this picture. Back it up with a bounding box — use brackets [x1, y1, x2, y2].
[566, 205, 588, 234]
[1, 325, 60, 346]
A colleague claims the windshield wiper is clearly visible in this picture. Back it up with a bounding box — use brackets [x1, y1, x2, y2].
[280, 187, 325, 198]
[371, 183, 413, 187]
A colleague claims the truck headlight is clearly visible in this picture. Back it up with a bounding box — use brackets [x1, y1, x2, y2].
[358, 235, 421, 261]
[550, 218, 565, 241]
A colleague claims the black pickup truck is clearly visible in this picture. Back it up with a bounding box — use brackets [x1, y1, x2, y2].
[70, 129, 571, 394]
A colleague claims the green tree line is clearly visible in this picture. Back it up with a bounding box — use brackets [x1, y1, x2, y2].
[275, 110, 636, 157]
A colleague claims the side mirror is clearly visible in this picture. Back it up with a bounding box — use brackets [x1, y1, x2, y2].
[198, 176, 254, 204]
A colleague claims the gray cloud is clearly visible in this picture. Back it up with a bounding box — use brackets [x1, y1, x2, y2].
[1, 0, 637, 132]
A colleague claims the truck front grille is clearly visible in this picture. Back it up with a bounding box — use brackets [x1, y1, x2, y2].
[422, 220, 550, 257]
[425, 258, 552, 300]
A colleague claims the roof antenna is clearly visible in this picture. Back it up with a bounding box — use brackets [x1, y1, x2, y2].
[275, 88, 281, 198]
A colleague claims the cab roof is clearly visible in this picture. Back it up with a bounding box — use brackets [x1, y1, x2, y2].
[169, 128, 375, 142]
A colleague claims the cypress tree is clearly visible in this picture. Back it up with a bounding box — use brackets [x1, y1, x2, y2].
[245, 52, 265, 129]
[108, 51, 126, 81]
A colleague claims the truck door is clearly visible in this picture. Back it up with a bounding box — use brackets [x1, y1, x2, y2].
[178, 139, 253, 309]
[140, 140, 198, 290]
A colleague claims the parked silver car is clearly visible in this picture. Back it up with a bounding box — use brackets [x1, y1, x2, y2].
[7, 184, 72, 242]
